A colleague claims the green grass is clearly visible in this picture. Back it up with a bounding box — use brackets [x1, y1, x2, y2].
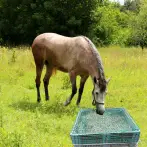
[0, 46, 147, 146]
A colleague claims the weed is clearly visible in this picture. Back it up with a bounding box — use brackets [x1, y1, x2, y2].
[61, 75, 71, 89]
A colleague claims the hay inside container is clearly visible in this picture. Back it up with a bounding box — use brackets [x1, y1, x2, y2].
[70, 108, 140, 147]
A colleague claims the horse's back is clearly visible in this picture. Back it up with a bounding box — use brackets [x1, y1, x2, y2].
[32, 33, 74, 54]
[32, 33, 69, 63]
[32, 33, 93, 73]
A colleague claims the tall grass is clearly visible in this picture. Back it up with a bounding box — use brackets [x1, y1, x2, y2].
[0, 46, 147, 146]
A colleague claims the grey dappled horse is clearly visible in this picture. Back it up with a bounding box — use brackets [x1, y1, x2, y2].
[32, 33, 110, 115]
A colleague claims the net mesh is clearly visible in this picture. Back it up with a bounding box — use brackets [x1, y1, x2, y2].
[70, 108, 140, 145]
[73, 109, 132, 134]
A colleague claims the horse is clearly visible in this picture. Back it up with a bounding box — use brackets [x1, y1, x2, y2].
[31, 33, 110, 115]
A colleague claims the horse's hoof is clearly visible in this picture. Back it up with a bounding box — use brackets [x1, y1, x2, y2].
[37, 99, 41, 103]
[64, 101, 70, 106]
[76, 102, 80, 107]
[46, 97, 50, 101]
[77, 103, 81, 108]
[77, 104, 80, 108]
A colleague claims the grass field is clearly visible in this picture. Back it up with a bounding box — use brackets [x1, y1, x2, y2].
[0, 46, 147, 147]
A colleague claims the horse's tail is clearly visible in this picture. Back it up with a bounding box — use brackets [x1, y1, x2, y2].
[44, 60, 57, 75]
[52, 68, 57, 75]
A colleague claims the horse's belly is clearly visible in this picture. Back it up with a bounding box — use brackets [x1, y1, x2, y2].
[56, 59, 75, 72]
[56, 66, 68, 72]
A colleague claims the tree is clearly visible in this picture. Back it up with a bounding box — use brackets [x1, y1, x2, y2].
[89, 2, 130, 46]
[122, 0, 140, 13]
[0, 0, 98, 45]
[130, 0, 147, 50]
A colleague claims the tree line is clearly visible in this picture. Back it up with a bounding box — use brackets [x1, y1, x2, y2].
[0, 0, 147, 48]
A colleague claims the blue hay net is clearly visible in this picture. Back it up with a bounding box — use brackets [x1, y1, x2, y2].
[70, 108, 140, 145]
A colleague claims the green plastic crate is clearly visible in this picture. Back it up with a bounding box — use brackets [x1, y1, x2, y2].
[70, 108, 140, 146]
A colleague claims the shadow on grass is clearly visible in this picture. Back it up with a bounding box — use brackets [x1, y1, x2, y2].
[9, 100, 78, 116]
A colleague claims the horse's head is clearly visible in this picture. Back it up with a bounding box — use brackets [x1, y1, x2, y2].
[92, 77, 110, 115]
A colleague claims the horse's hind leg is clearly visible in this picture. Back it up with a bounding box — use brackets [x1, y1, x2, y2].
[35, 63, 44, 103]
[43, 64, 53, 101]
[64, 72, 77, 106]
[76, 75, 88, 106]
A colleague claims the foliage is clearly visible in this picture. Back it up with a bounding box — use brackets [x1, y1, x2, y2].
[122, 0, 140, 12]
[0, 0, 98, 45]
[0, 0, 147, 47]
[89, 3, 130, 45]
[0, 128, 23, 147]
[129, 0, 147, 49]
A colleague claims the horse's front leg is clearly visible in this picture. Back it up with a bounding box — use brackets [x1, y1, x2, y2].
[64, 72, 77, 106]
[76, 75, 88, 107]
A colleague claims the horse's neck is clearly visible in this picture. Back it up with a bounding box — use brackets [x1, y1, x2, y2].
[89, 65, 105, 84]
[83, 37, 104, 81]
[89, 65, 100, 80]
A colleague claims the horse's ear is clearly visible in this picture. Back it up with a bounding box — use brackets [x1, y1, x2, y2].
[106, 77, 111, 84]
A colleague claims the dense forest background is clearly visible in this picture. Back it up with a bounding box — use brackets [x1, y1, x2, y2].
[0, 0, 147, 48]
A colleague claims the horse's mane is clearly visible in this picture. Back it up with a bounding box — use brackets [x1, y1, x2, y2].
[83, 36, 106, 91]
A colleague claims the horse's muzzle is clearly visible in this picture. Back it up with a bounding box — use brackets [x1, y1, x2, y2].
[96, 103, 105, 115]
